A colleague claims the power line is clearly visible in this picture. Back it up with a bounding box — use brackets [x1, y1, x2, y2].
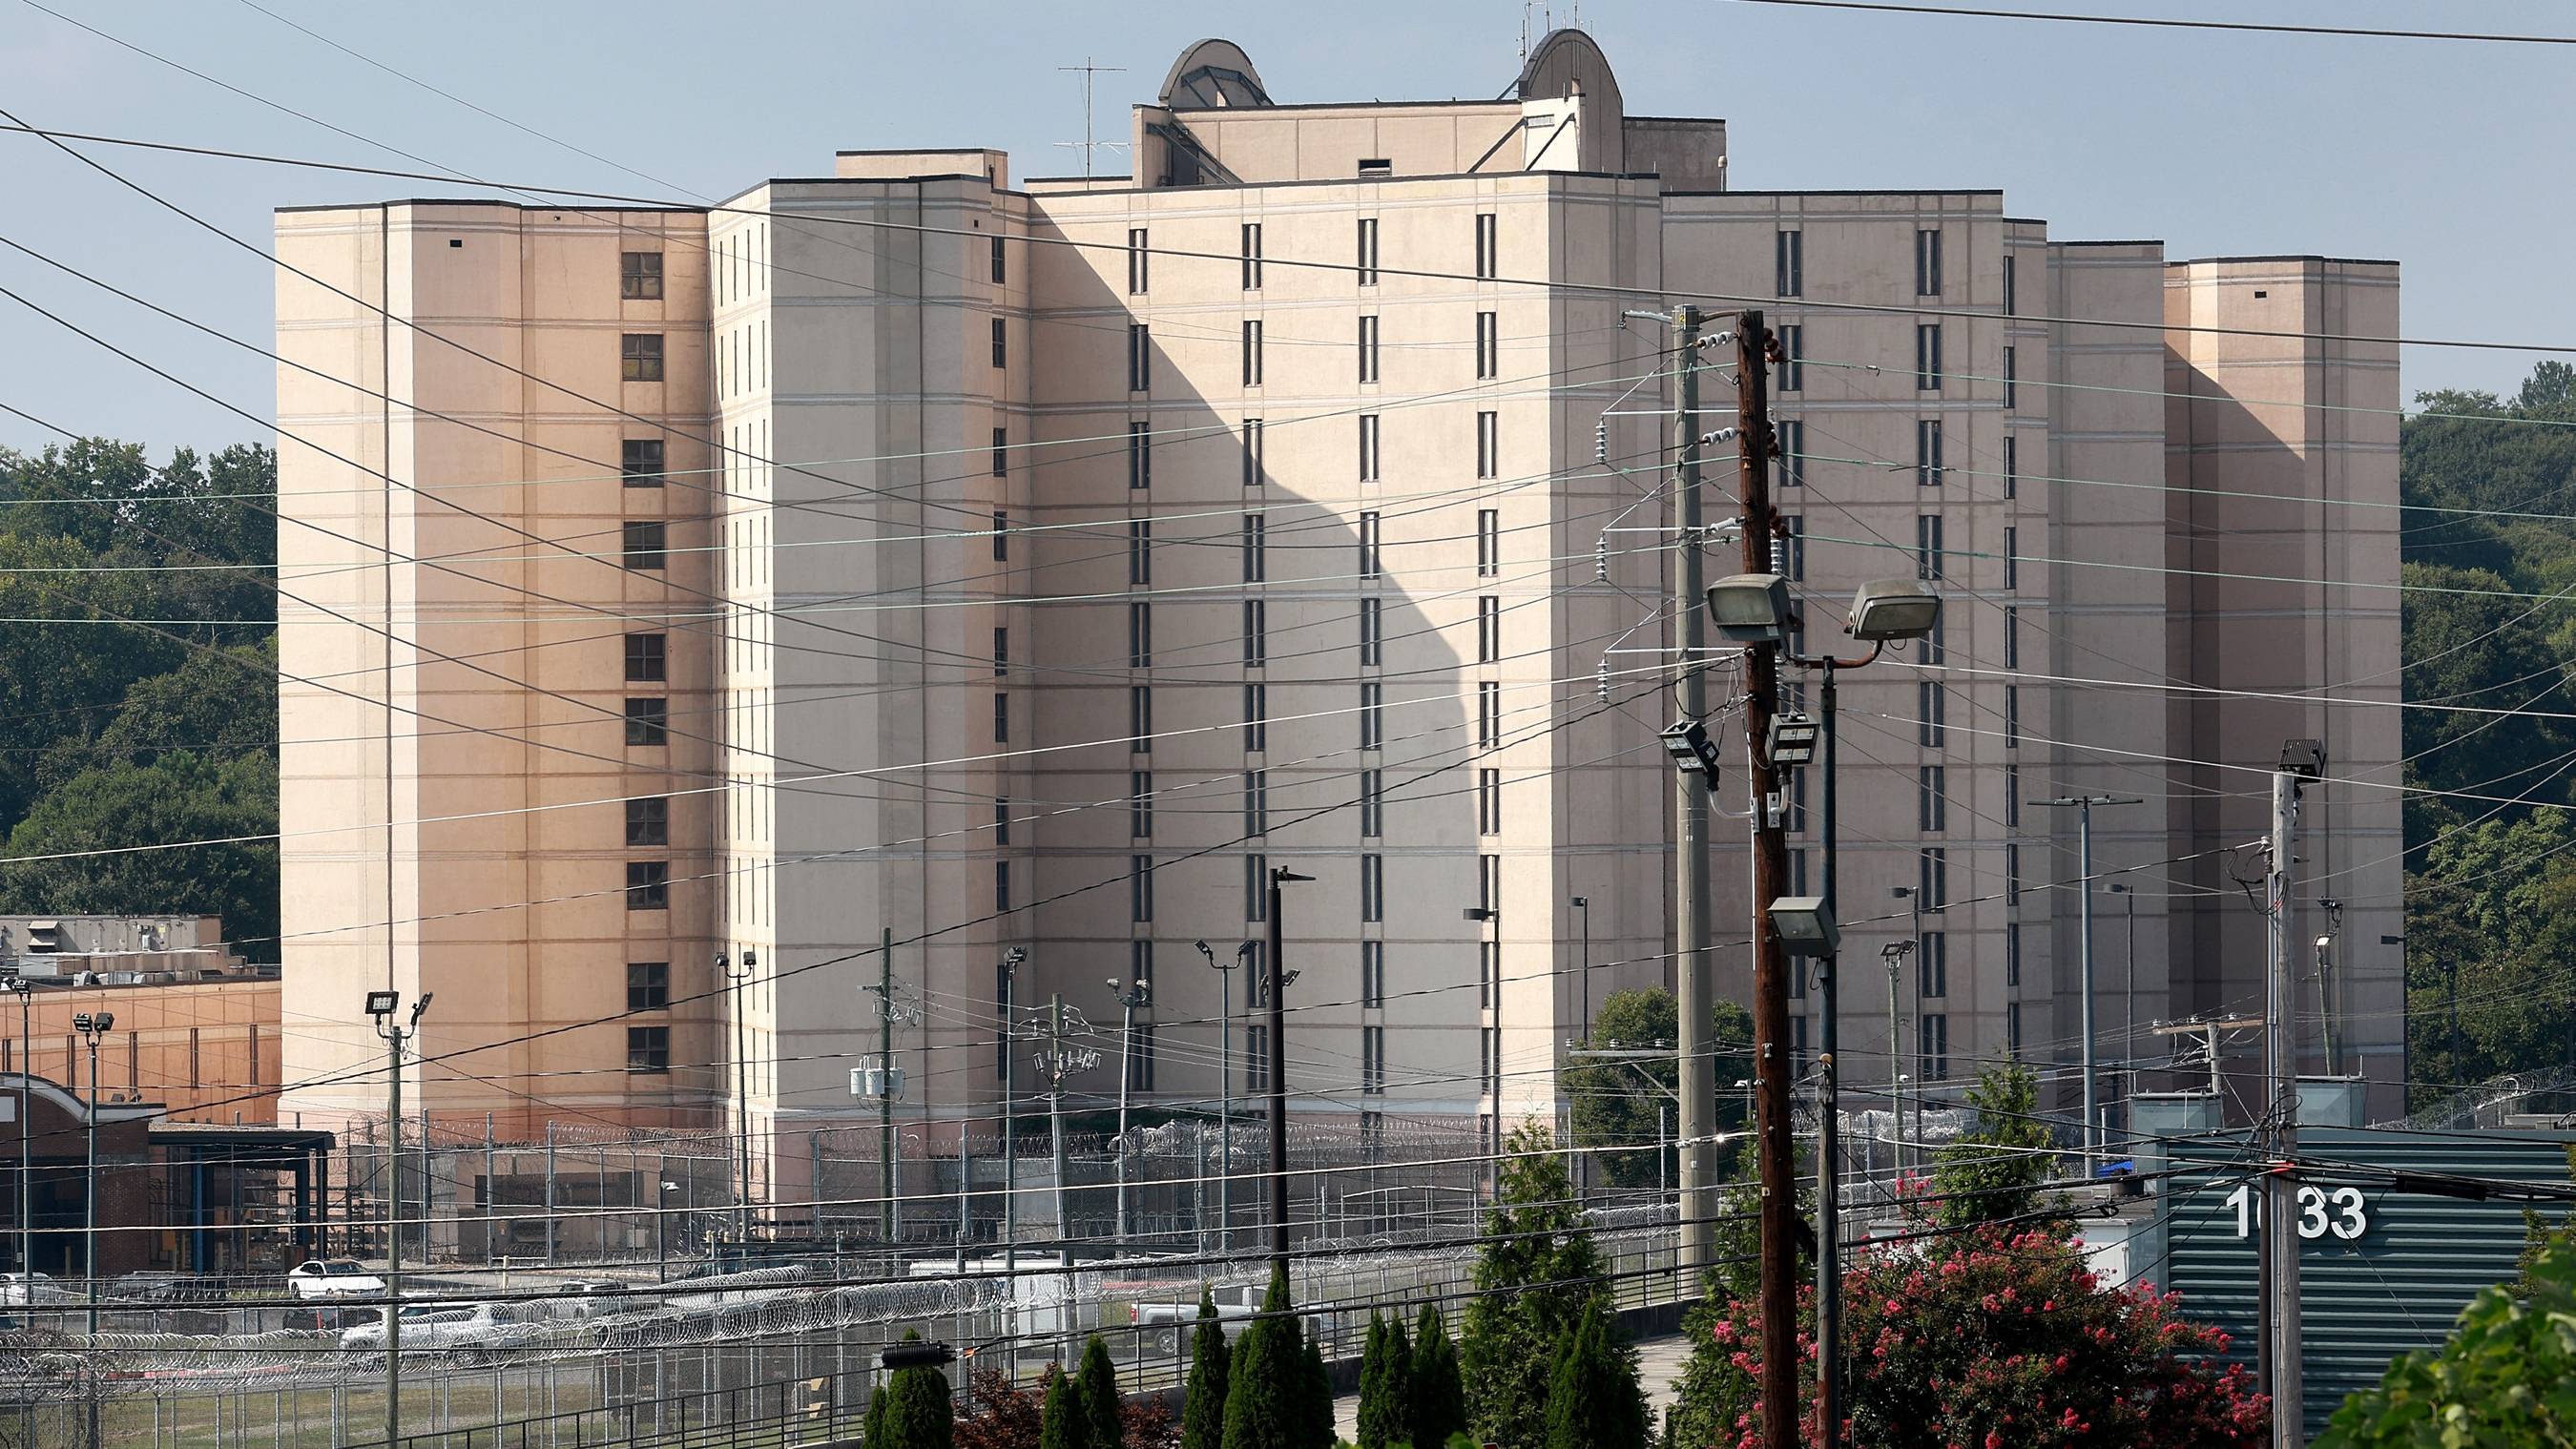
[1720, 0, 2576, 46]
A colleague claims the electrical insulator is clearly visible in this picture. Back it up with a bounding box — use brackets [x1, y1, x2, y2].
[1593, 420, 1609, 466]
[1594, 535, 1609, 582]
[1596, 659, 1610, 703]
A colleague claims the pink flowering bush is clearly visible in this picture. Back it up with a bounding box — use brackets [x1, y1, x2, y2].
[1692, 1221, 2267, 1449]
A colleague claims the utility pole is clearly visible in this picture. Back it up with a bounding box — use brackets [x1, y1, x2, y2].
[1195, 941, 1246, 1254]
[6, 976, 28, 1279]
[718, 949, 757, 1239]
[1668, 302, 1723, 1285]
[998, 946, 1024, 1374]
[2263, 742, 2321, 1449]
[1030, 996, 1098, 1241]
[1266, 867, 1312, 1277]
[1110, 977, 1152, 1240]
[1812, 663, 1843, 1449]
[1571, 894, 1591, 1205]
[2037, 795, 2141, 1164]
[364, 991, 427, 1449]
[1724, 308, 1800, 1449]
[878, 928, 895, 1240]
[73, 1007, 110, 1449]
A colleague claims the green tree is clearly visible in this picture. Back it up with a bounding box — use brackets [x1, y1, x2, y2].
[1565, 989, 1753, 1190]
[1378, 1314, 1412, 1446]
[865, 1381, 891, 1449]
[0, 751, 279, 948]
[1926, 1064, 2062, 1230]
[1220, 1265, 1303, 1449]
[2317, 1236, 2576, 1447]
[1460, 1122, 1605, 1449]
[1356, 1314, 1393, 1449]
[1078, 1335, 1124, 1449]
[1180, 1290, 1231, 1449]
[1407, 1303, 1465, 1449]
[880, 1334, 958, 1449]
[1042, 1365, 1092, 1449]
[1298, 1329, 1332, 1449]
[1543, 1294, 1647, 1449]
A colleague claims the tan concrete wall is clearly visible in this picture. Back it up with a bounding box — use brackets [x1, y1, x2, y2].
[276, 203, 719, 1139]
[2165, 258, 2405, 1119]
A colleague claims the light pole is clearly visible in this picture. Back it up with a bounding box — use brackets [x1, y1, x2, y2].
[69, 1012, 114, 1334]
[364, 989, 428, 1449]
[2109, 882, 2136, 1112]
[1266, 867, 1312, 1277]
[4, 975, 28, 1278]
[1781, 575, 1941, 1449]
[997, 947, 1025, 1377]
[655, 1179, 679, 1283]
[1884, 888, 1922, 1177]
[1569, 895, 1590, 1203]
[1194, 940, 1247, 1253]
[2033, 794, 2141, 1164]
[716, 949, 757, 1240]
[1464, 902, 1501, 1195]
[1109, 976, 1152, 1240]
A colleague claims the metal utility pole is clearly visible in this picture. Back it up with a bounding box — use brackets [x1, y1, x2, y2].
[1110, 977, 1151, 1239]
[1571, 894, 1591, 1203]
[1195, 941, 1246, 1253]
[73, 1014, 106, 1345]
[1265, 867, 1312, 1276]
[1721, 309, 1800, 1449]
[2036, 795, 2140, 1164]
[998, 947, 1025, 1295]
[878, 928, 895, 1240]
[365, 991, 427, 1449]
[6, 976, 29, 1278]
[1812, 663, 1843, 1449]
[718, 949, 757, 1238]
[2263, 743, 2320, 1449]
[1669, 303, 1724, 1284]
[1028, 996, 1098, 1243]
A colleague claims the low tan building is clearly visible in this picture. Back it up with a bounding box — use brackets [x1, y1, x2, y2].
[273, 31, 2402, 1208]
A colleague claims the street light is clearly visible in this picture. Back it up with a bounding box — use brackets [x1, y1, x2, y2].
[1705, 571, 1792, 643]
[716, 949, 758, 1239]
[1570, 894, 1593, 1205]
[1658, 719, 1723, 788]
[1767, 898, 1839, 958]
[70, 1010, 111, 1351]
[656, 1179, 681, 1283]
[1792, 578, 1942, 1449]
[3, 974, 28, 1279]
[1108, 976, 1152, 1240]
[364, 989, 428, 1449]
[1265, 867, 1313, 1275]
[1194, 940, 1248, 1253]
[1843, 579, 1942, 643]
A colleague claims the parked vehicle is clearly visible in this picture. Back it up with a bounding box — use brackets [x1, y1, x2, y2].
[0, 1273, 74, 1307]
[335, 1301, 530, 1353]
[286, 1259, 385, 1300]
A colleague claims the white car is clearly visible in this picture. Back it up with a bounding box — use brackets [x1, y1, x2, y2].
[0, 1273, 73, 1307]
[336, 1302, 526, 1353]
[286, 1260, 385, 1300]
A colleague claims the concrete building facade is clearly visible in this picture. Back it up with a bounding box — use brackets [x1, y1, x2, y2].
[274, 32, 2403, 1204]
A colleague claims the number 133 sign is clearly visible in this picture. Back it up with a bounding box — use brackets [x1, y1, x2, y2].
[2221, 1183, 2370, 1241]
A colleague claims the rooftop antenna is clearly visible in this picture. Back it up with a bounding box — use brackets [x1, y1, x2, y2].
[1055, 57, 1130, 179]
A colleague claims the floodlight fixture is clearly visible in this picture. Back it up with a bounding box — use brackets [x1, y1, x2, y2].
[364, 990, 399, 1020]
[1845, 579, 1942, 643]
[1659, 719, 1722, 784]
[2279, 738, 2326, 778]
[1768, 897, 1839, 958]
[1765, 713, 1820, 768]
[1705, 572, 1792, 643]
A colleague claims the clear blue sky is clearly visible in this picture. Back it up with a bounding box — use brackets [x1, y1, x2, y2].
[1, 0, 2567, 454]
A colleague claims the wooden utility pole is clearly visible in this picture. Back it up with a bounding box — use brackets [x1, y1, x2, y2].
[1731, 311, 1799, 1446]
